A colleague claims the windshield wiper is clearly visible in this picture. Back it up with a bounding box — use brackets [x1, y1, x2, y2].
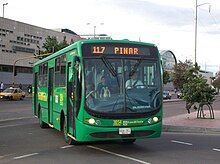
[101, 55, 121, 91]
[101, 56, 117, 77]
[129, 57, 144, 77]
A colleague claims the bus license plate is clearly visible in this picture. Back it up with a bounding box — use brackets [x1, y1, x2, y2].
[119, 128, 131, 135]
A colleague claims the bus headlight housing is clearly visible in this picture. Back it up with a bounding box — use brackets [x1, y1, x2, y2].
[148, 116, 159, 124]
[88, 118, 95, 125]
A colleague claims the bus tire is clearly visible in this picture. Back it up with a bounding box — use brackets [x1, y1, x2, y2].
[38, 107, 48, 128]
[121, 139, 136, 144]
[63, 118, 76, 145]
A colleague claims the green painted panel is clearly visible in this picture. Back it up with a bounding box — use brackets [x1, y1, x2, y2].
[52, 112, 61, 131]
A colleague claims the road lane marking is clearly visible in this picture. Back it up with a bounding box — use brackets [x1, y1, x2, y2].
[213, 148, 220, 152]
[0, 117, 33, 122]
[0, 124, 27, 128]
[61, 145, 73, 149]
[171, 140, 193, 146]
[14, 153, 39, 160]
[88, 145, 151, 164]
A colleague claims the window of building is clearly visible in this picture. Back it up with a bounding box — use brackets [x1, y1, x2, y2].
[24, 33, 42, 40]
[0, 65, 31, 73]
[1, 49, 16, 53]
[0, 65, 13, 72]
[0, 28, 13, 33]
[12, 46, 35, 53]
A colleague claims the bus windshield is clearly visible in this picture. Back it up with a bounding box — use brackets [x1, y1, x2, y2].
[84, 57, 162, 116]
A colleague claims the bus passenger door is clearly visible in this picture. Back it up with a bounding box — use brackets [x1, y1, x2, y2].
[48, 68, 54, 124]
[67, 62, 75, 135]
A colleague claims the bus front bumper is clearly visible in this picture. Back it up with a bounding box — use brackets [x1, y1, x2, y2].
[75, 120, 162, 142]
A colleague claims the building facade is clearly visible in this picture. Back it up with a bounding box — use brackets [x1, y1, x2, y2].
[0, 17, 81, 87]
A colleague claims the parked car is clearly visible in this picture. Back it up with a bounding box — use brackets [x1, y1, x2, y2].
[0, 87, 25, 100]
[163, 91, 171, 99]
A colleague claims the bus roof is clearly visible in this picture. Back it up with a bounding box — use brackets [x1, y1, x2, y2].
[33, 39, 157, 66]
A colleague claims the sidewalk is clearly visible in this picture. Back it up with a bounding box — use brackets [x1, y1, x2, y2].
[163, 110, 220, 134]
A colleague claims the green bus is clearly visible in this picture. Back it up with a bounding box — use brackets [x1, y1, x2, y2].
[32, 39, 163, 144]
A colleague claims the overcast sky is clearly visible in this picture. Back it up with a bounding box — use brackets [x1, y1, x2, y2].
[2, 0, 220, 73]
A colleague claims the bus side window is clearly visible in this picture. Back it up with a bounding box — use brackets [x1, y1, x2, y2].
[74, 57, 81, 116]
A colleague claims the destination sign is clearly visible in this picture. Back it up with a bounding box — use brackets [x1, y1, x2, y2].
[82, 43, 157, 57]
[92, 46, 140, 55]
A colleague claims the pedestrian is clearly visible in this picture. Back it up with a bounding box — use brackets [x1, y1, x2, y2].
[19, 83, 22, 90]
[0, 82, 4, 92]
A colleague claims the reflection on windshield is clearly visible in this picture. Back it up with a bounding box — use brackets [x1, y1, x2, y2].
[85, 58, 161, 114]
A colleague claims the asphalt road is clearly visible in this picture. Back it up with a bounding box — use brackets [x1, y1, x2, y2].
[1, 98, 220, 164]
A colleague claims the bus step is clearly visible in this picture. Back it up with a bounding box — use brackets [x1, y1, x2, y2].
[48, 123, 54, 128]
[67, 133, 76, 140]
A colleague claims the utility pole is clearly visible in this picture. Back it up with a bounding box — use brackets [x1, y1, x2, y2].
[194, 0, 211, 65]
[195, 0, 198, 65]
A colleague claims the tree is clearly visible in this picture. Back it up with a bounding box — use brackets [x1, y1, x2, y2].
[173, 60, 193, 90]
[183, 75, 215, 104]
[58, 36, 69, 50]
[43, 36, 59, 53]
[173, 61, 215, 115]
[42, 36, 70, 54]
[182, 64, 215, 115]
[163, 70, 170, 85]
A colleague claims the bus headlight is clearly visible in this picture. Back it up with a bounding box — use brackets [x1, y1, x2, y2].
[88, 118, 95, 124]
[148, 116, 159, 124]
[153, 117, 159, 122]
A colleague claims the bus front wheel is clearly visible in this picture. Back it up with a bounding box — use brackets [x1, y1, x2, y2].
[63, 119, 76, 145]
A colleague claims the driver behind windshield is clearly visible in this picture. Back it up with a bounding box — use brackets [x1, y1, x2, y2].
[125, 72, 144, 89]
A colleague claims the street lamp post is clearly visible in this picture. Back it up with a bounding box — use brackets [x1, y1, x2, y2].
[12, 53, 51, 85]
[93, 25, 96, 38]
[194, 0, 210, 65]
[3, 3, 8, 18]
[87, 23, 104, 39]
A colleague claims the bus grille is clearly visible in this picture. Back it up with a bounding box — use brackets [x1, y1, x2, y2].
[90, 130, 155, 138]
